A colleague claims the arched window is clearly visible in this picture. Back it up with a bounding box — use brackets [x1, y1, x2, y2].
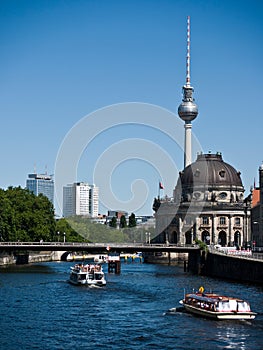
[201, 230, 210, 244]
[172, 231, 178, 244]
[218, 231, 227, 246]
[185, 231, 192, 245]
[219, 170, 225, 178]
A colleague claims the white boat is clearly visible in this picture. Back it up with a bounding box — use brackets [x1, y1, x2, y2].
[94, 254, 108, 264]
[69, 263, 106, 286]
[180, 288, 256, 320]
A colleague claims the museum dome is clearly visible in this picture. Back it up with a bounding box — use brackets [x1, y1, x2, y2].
[180, 153, 243, 189]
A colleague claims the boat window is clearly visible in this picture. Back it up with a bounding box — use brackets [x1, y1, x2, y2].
[238, 301, 250, 311]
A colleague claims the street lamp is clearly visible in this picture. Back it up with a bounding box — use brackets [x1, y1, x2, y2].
[63, 232, 66, 243]
[57, 231, 60, 242]
[252, 221, 259, 251]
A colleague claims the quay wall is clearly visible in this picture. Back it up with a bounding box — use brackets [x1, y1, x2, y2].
[0, 251, 65, 266]
[143, 252, 188, 265]
[202, 251, 263, 284]
[0, 252, 16, 266]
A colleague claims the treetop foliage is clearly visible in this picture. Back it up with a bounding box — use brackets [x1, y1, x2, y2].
[0, 186, 56, 242]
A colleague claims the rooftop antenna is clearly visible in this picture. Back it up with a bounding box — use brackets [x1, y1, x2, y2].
[186, 15, 191, 87]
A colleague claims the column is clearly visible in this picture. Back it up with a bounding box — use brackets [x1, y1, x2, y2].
[184, 122, 192, 168]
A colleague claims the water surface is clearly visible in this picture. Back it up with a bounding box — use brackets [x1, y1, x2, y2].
[0, 261, 262, 349]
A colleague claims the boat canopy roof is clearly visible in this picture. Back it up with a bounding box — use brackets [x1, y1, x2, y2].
[187, 294, 221, 304]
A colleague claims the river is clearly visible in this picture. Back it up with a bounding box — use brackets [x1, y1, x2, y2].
[0, 260, 263, 349]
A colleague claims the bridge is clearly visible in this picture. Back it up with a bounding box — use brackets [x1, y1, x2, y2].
[0, 242, 200, 253]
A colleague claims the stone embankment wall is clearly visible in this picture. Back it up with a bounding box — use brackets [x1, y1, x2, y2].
[202, 251, 263, 284]
[0, 252, 16, 266]
[0, 251, 65, 266]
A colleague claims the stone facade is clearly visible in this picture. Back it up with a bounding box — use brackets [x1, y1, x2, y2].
[153, 153, 251, 247]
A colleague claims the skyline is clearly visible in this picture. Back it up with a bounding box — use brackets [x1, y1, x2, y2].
[0, 0, 263, 216]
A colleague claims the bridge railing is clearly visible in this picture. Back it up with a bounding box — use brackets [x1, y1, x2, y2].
[0, 241, 199, 248]
[209, 245, 263, 261]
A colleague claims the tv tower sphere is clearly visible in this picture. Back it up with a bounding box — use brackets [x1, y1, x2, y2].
[178, 15, 198, 123]
[178, 86, 198, 122]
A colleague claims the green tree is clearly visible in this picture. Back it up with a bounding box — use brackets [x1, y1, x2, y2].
[0, 189, 16, 241]
[66, 216, 127, 243]
[119, 215, 127, 228]
[55, 218, 87, 242]
[0, 186, 56, 242]
[109, 216, 117, 228]
[128, 213, 137, 228]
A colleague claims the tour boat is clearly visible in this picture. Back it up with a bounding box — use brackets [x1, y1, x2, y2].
[179, 287, 256, 320]
[94, 254, 108, 264]
[69, 263, 106, 286]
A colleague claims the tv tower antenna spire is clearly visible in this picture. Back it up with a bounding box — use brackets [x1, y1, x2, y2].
[186, 15, 191, 87]
[178, 16, 199, 168]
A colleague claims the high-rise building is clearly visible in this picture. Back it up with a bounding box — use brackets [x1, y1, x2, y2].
[89, 184, 99, 217]
[63, 182, 99, 218]
[26, 173, 54, 205]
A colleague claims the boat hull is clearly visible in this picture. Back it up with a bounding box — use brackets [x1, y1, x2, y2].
[69, 263, 106, 286]
[183, 303, 256, 320]
[69, 278, 106, 286]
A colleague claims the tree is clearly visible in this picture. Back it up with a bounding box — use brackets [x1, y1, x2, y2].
[0, 187, 56, 242]
[109, 216, 117, 228]
[119, 215, 127, 228]
[55, 218, 87, 242]
[128, 213, 136, 228]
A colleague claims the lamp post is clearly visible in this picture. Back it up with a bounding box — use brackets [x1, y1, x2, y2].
[252, 221, 259, 251]
[63, 232, 66, 243]
[57, 231, 60, 242]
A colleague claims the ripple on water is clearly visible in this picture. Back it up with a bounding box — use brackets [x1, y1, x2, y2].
[1, 262, 263, 349]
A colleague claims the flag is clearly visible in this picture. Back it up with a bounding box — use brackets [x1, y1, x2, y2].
[159, 182, 164, 189]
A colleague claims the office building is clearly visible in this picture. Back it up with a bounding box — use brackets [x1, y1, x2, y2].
[63, 182, 99, 218]
[26, 173, 54, 205]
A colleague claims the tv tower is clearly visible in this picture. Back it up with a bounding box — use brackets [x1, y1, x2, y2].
[178, 16, 198, 168]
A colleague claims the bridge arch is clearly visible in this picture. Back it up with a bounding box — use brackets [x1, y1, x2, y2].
[61, 251, 71, 261]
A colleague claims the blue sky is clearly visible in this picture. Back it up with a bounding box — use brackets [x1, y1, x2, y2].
[0, 0, 262, 216]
